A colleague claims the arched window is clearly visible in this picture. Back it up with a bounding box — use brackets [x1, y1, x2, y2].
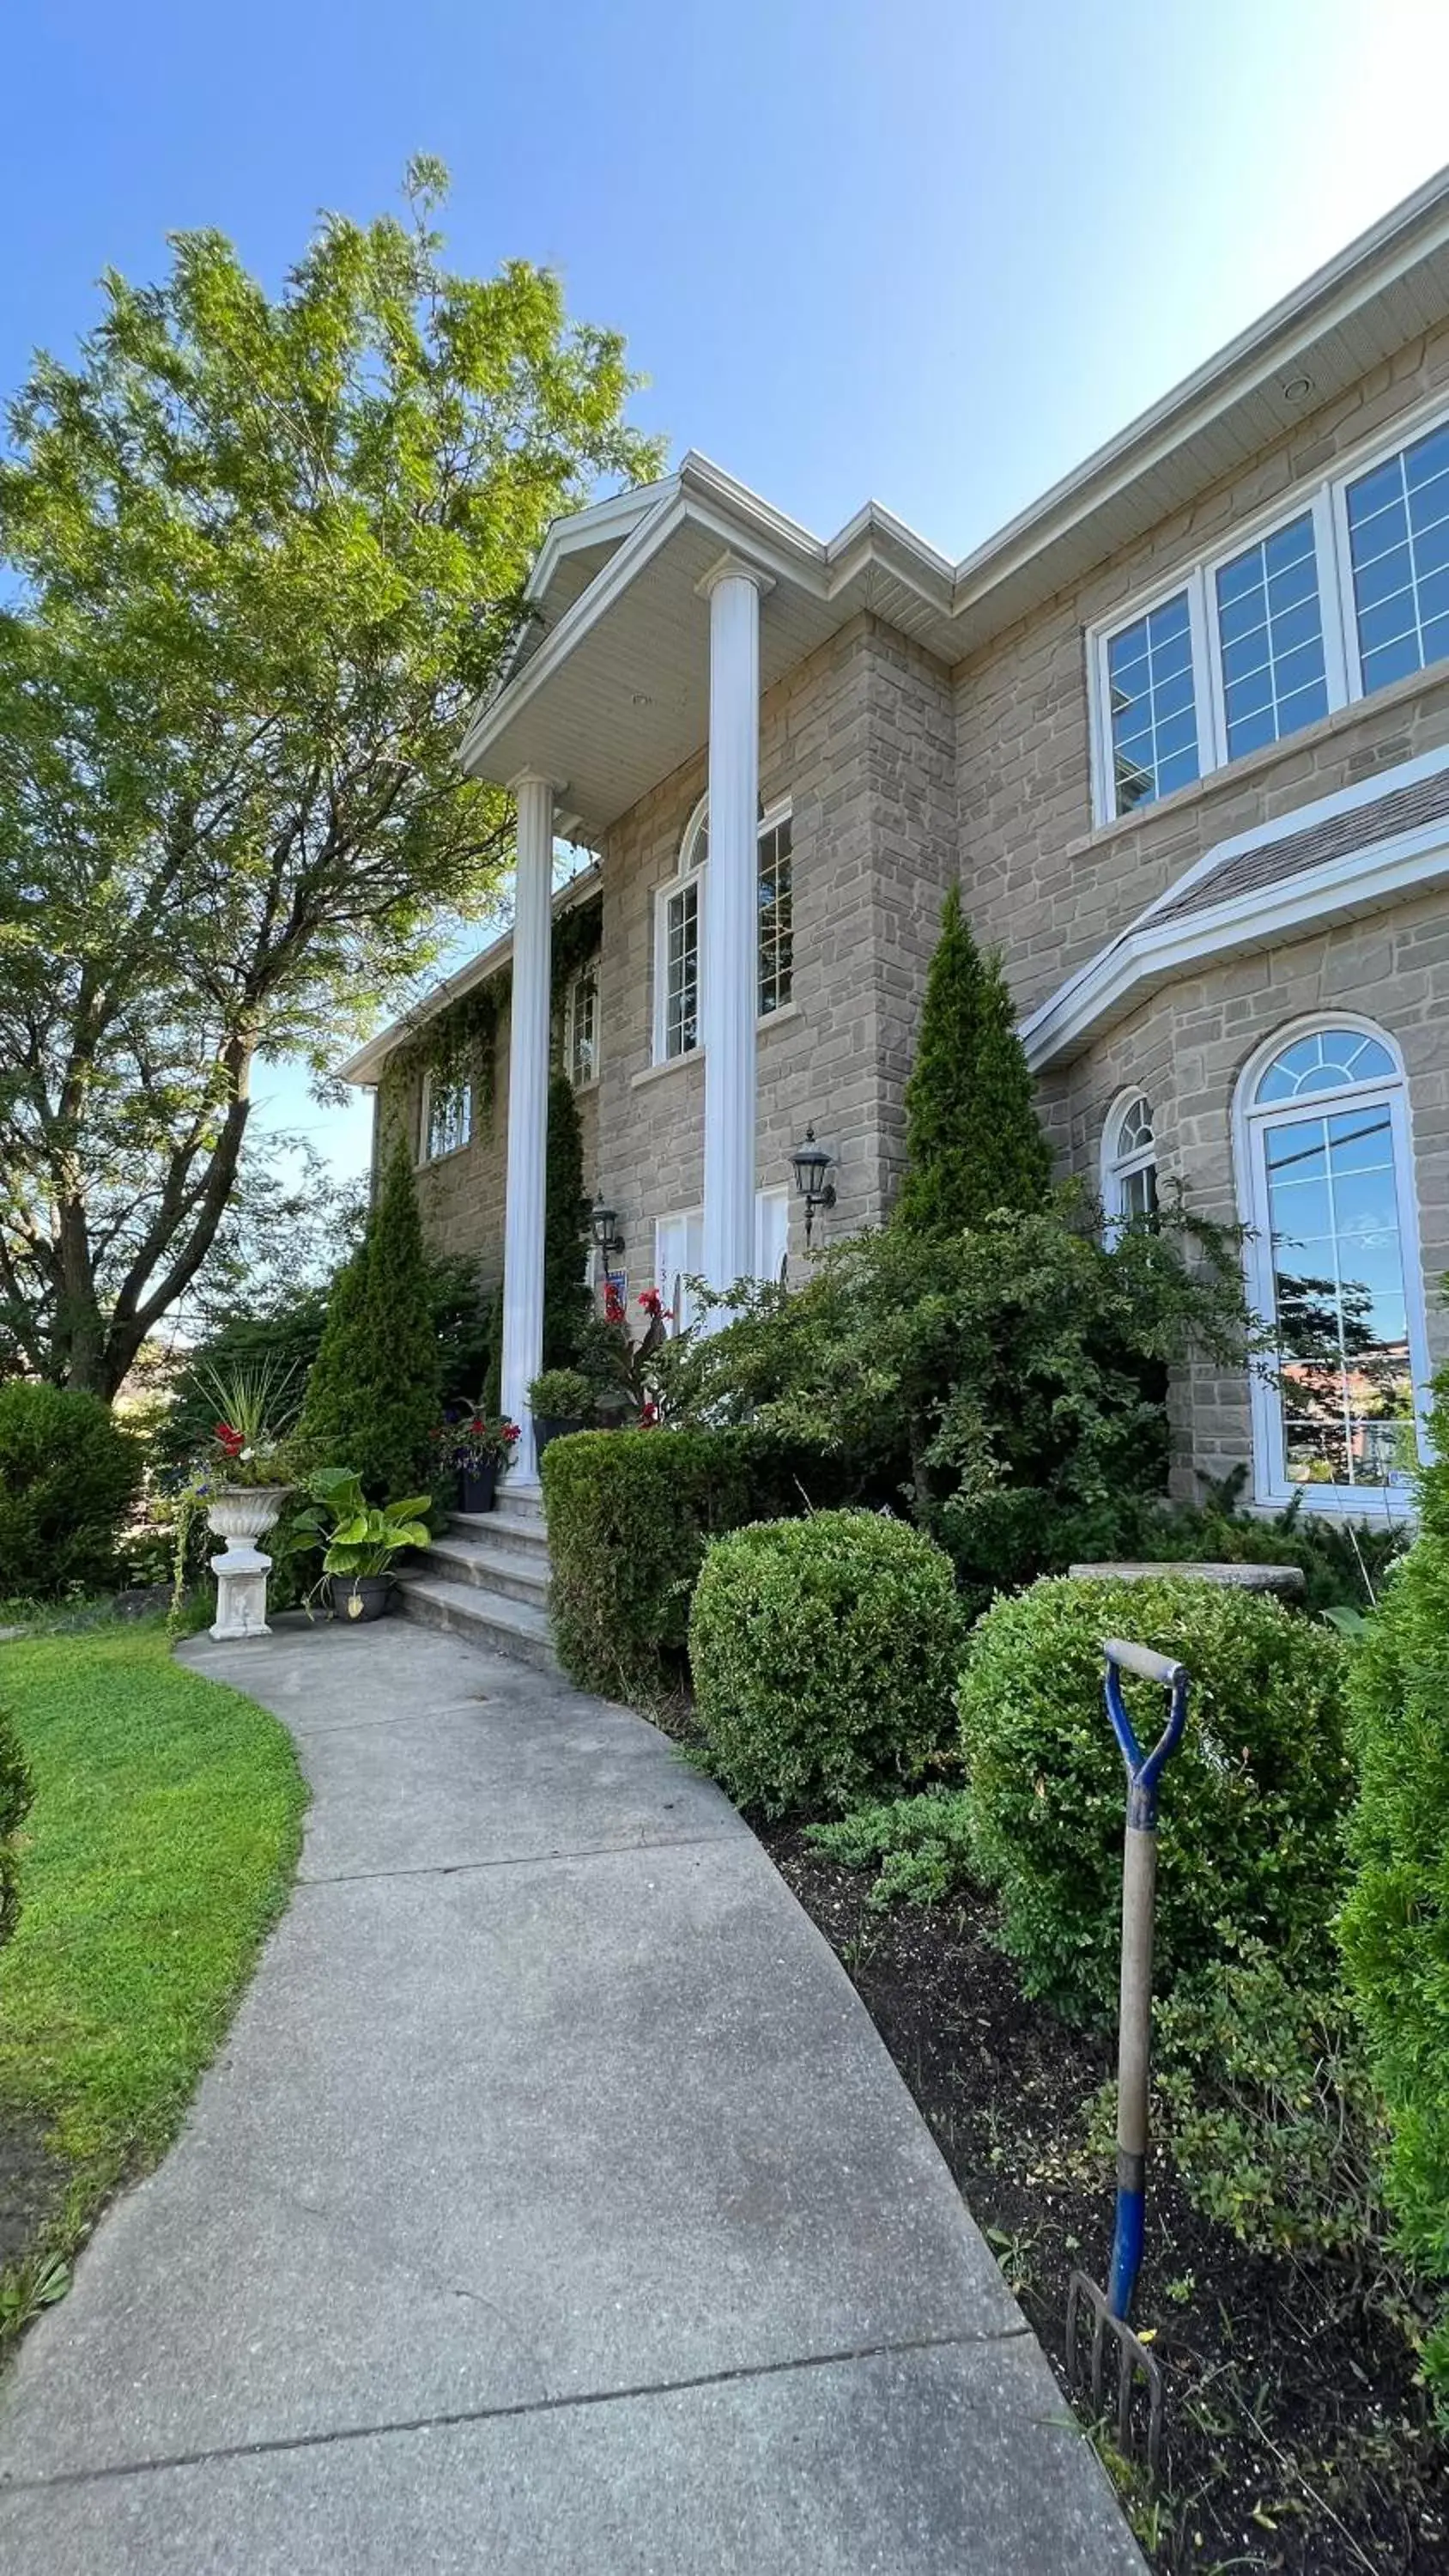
[1235, 1019, 1429, 1509]
[1102, 1091, 1159, 1227]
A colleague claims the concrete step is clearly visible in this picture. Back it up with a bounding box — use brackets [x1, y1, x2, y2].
[499, 1481, 546, 1524]
[397, 1572, 558, 1672]
[418, 1534, 550, 1607]
[450, 1508, 552, 1563]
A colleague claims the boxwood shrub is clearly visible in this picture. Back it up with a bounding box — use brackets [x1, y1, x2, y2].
[0, 1382, 142, 1601]
[957, 1574, 1351, 2026]
[542, 1428, 832, 1704]
[688, 1510, 965, 1817]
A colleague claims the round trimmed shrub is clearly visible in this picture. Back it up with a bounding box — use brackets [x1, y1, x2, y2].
[688, 1510, 965, 1817]
[0, 1382, 142, 1600]
[957, 1574, 1351, 2026]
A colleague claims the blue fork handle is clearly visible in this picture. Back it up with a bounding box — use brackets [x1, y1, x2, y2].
[1103, 1637, 1188, 1830]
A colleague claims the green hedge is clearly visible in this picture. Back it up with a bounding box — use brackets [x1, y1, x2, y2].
[542, 1428, 832, 1703]
[0, 1382, 142, 1600]
[0, 1702, 33, 1950]
[1338, 1527, 1449, 2409]
[688, 1510, 965, 1817]
[957, 1574, 1352, 2025]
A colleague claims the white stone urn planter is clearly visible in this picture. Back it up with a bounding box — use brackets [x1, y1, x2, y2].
[205, 1485, 290, 1641]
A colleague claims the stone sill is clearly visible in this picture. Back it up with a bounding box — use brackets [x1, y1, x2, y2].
[629, 1001, 803, 1091]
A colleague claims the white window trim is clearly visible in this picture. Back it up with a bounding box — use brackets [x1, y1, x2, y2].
[651, 793, 793, 1066]
[656, 1188, 793, 1327]
[418, 1067, 473, 1166]
[564, 961, 599, 1090]
[1088, 393, 1449, 825]
[1100, 1088, 1157, 1236]
[1233, 1013, 1432, 1517]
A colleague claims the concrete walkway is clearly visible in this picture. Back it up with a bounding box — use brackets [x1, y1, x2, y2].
[0, 1619, 1142, 2574]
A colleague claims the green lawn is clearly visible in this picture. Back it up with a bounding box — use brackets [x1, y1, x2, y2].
[0, 1622, 306, 2336]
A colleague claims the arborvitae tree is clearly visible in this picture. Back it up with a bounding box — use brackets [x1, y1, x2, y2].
[543, 1071, 592, 1370]
[895, 884, 1053, 1234]
[296, 1145, 440, 1498]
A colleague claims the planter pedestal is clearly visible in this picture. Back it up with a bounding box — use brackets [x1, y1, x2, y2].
[205, 1487, 289, 1642]
[209, 1542, 275, 1641]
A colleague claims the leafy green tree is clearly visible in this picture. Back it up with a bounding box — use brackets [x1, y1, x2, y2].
[895, 884, 1052, 1233]
[543, 1071, 591, 1370]
[0, 160, 661, 1396]
[295, 1145, 440, 1499]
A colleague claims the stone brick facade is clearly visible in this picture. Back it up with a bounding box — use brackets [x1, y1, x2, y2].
[371, 319, 1449, 1511]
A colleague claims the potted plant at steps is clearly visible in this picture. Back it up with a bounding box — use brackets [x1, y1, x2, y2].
[291, 1470, 433, 1622]
[526, 1368, 596, 1464]
[434, 1411, 519, 1514]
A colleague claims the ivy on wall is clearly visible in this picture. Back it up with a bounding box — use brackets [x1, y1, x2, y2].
[391, 887, 603, 1128]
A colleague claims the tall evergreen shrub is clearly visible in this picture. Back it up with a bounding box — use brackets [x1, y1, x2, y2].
[296, 1145, 440, 1498]
[895, 883, 1052, 1234]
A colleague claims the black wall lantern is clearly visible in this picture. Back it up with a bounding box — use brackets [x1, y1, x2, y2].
[590, 1196, 626, 1267]
[790, 1127, 836, 1247]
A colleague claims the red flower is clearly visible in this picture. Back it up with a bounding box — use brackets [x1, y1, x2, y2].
[504, 1424, 521, 1443]
[470, 1415, 485, 1432]
[640, 1400, 660, 1426]
[215, 1421, 245, 1457]
[639, 1286, 664, 1317]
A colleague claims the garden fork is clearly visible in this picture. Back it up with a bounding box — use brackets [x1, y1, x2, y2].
[1065, 1635, 1189, 2482]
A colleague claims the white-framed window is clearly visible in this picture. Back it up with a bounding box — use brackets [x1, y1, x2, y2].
[420, 1069, 472, 1163]
[755, 1187, 790, 1286]
[1101, 1091, 1159, 1229]
[757, 812, 794, 1018]
[654, 1191, 791, 1332]
[652, 795, 794, 1063]
[654, 1208, 705, 1332]
[1088, 402, 1449, 823]
[1234, 1017, 1430, 1512]
[565, 963, 598, 1087]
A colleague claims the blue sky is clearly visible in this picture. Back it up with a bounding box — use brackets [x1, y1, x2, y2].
[5, 0, 1448, 1186]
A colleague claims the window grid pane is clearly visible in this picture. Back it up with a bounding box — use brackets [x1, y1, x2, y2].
[1107, 593, 1200, 814]
[1346, 422, 1449, 691]
[664, 881, 700, 1059]
[1215, 513, 1329, 759]
[426, 1075, 471, 1161]
[1263, 1091, 1416, 1492]
[568, 969, 597, 1087]
[757, 817, 793, 1018]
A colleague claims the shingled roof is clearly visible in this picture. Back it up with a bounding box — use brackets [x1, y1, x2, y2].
[1150, 762, 1449, 927]
[1022, 746, 1449, 1071]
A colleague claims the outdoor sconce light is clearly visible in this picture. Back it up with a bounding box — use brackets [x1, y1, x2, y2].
[790, 1127, 836, 1247]
[590, 1196, 626, 1266]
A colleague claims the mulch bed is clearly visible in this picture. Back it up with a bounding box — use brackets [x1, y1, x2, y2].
[761, 1826, 1448, 2576]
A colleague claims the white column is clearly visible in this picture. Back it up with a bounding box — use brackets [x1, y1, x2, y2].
[700, 558, 769, 1301]
[500, 771, 558, 1485]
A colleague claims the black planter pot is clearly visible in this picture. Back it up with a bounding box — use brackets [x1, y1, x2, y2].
[325, 1574, 394, 1624]
[458, 1457, 498, 1514]
[534, 1414, 588, 1463]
